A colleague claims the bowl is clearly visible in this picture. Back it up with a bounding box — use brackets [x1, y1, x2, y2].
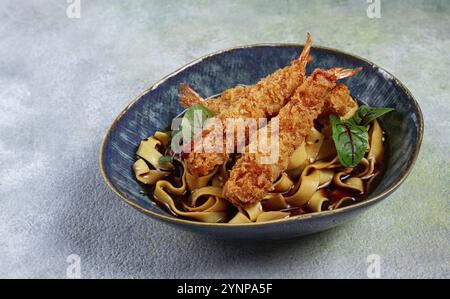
[99, 44, 423, 239]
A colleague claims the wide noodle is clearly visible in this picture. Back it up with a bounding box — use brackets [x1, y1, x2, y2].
[133, 118, 384, 223]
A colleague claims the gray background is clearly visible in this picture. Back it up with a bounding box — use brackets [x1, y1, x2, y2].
[1, 0, 449, 278]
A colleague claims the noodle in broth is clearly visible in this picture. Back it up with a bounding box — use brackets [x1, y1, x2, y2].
[132, 109, 386, 224]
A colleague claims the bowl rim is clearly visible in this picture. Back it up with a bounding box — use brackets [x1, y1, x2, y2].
[99, 43, 424, 228]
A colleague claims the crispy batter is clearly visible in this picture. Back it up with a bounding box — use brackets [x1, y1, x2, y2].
[223, 67, 362, 208]
[178, 84, 249, 114]
[185, 34, 313, 176]
[324, 83, 357, 117]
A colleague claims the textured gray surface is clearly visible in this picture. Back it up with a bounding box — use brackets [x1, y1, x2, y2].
[0, 0, 448, 279]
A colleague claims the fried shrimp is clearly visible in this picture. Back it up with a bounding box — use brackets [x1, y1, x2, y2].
[223, 67, 362, 208]
[178, 84, 249, 114]
[179, 34, 312, 115]
[184, 34, 313, 176]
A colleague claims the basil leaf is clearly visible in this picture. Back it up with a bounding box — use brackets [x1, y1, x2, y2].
[159, 155, 172, 163]
[330, 115, 369, 167]
[350, 105, 394, 126]
[172, 104, 214, 142]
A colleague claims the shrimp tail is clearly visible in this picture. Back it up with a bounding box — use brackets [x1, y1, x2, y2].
[298, 33, 312, 68]
[312, 67, 362, 82]
[333, 67, 363, 80]
[178, 84, 205, 108]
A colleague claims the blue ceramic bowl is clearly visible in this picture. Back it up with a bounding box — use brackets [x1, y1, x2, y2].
[100, 44, 423, 239]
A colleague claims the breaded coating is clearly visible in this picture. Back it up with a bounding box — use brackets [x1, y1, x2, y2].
[178, 84, 249, 114]
[325, 83, 357, 117]
[185, 34, 313, 176]
[223, 67, 362, 208]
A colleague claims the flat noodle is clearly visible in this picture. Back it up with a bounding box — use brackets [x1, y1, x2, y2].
[154, 131, 171, 148]
[285, 157, 340, 207]
[286, 142, 308, 177]
[133, 158, 170, 185]
[285, 127, 325, 178]
[256, 211, 290, 222]
[305, 127, 325, 162]
[368, 120, 384, 162]
[136, 136, 173, 171]
[355, 158, 374, 179]
[188, 186, 226, 208]
[133, 107, 385, 224]
[333, 172, 364, 193]
[271, 173, 294, 193]
[133, 133, 173, 184]
[229, 212, 252, 224]
[262, 193, 288, 210]
[243, 202, 263, 222]
[307, 190, 329, 212]
[331, 197, 355, 209]
[316, 136, 336, 161]
[153, 161, 229, 223]
[186, 167, 218, 190]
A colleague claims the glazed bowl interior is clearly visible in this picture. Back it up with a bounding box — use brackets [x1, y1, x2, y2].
[100, 44, 423, 239]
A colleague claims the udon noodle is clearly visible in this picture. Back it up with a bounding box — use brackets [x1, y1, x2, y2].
[132, 108, 386, 224]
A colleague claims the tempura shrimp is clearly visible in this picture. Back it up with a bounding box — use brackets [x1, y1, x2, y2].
[185, 34, 313, 176]
[223, 67, 362, 207]
[178, 84, 249, 114]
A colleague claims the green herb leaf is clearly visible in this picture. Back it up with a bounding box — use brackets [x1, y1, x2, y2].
[330, 115, 369, 167]
[159, 155, 172, 163]
[350, 105, 394, 126]
[173, 104, 214, 142]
